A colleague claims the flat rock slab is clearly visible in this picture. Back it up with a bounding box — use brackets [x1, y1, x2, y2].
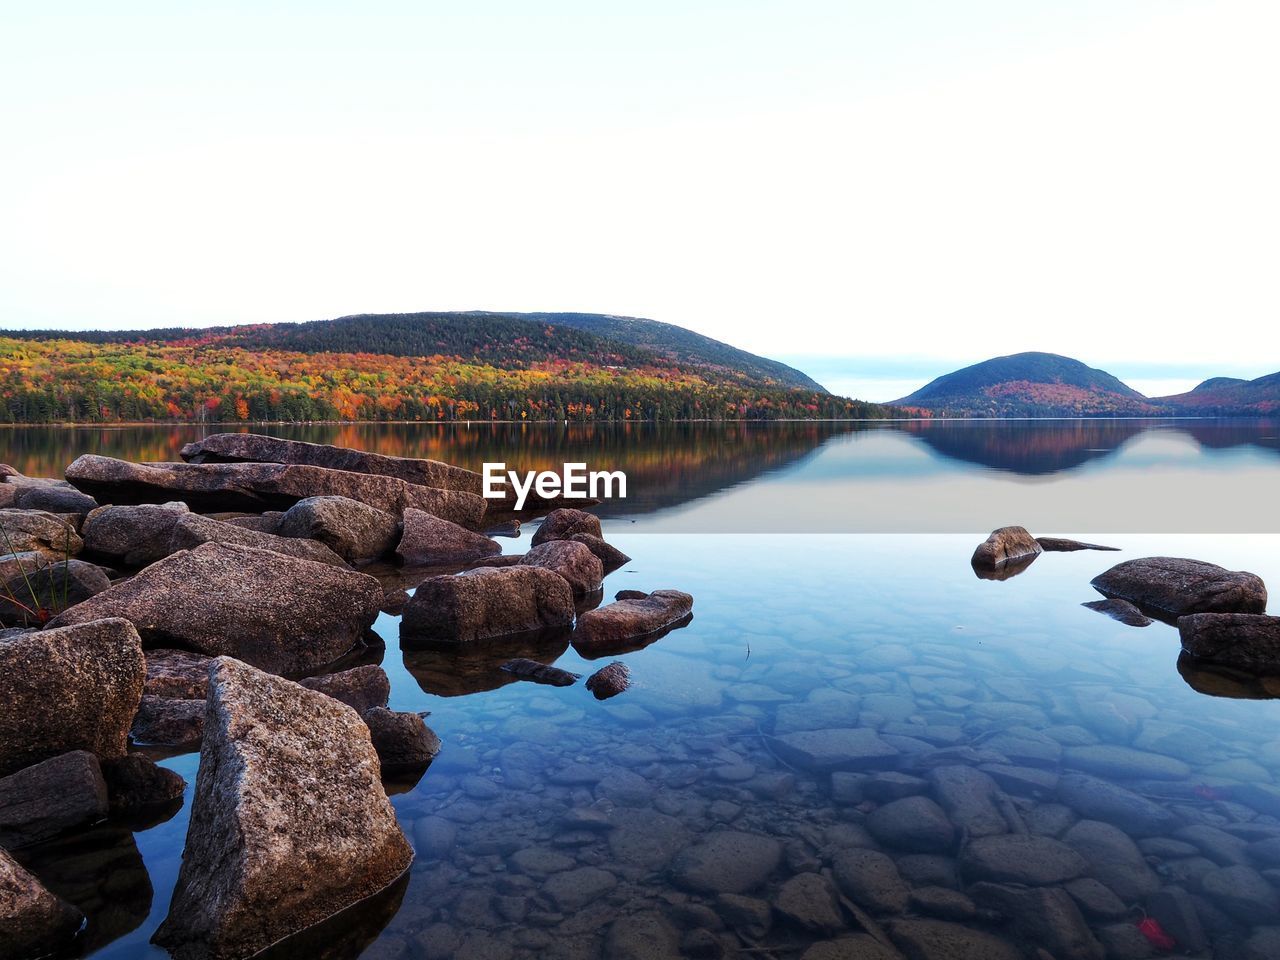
[572, 590, 694, 653]
[48, 542, 382, 676]
[0, 617, 144, 777]
[154, 657, 412, 960]
[0, 848, 84, 960]
[168, 513, 347, 566]
[769, 728, 899, 772]
[670, 831, 782, 894]
[1180, 613, 1280, 671]
[65, 455, 485, 527]
[1036, 537, 1120, 552]
[959, 834, 1086, 886]
[1091, 556, 1267, 619]
[1081, 598, 1152, 627]
[179, 433, 483, 494]
[401, 566, 575, 646]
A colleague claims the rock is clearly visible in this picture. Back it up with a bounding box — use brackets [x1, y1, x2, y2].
[144, 649, 215, 700]
[0, 618, 144, 776]
[1199, 864, 1278, 925]
[800, 937, 900, 960]
[0, 509, 82, 559]
[278, 496, 400, 564]
[908, 887, 976, 921]
[363, 707, 441, 775]
[0, 847, 84, 960]
[401, 566, 575, 646]
[1036, 537, 1120, 552]
[499, 658, 580, 686]
[971, 526, 1042, 568]
[926, 765, 1008, 838]
[65, 454, 486, 527]
[180, 432, 483, 494]
[969, 882, 1104, 960]
[866, 796, 955, 853]
[773, 872, 843, 933]
[885, 918, 1023, 960]
[168, 512, 348, 566]
[959, 834, 1086, 885]
[1063, 819, 1160, 901]
[510, 846, 576, 876]
[605, 913, 681, 960]
[299, 665, 391, 713]
[221, 512, 285, 534]
[1082, 598, 1152, 627]
[716, 894, 772, 941]
[130, 695, 206, 748]
[1063, 744, 1191, 781]
[863, 771, 928, 802]
[1172, 824, 1250, 866]
[521, 540, 603, 595]
[569, 533, 630, 572]
[1179, 613, 1280, 670]
[541, 866, 617, 911]
[1056, 773, 1179, 836]
[531, 508, 602, 546]
[0, 551, 111, 626]
[671, 831, 783, 894]
[1096, 923, 1157, 960]
[48, 542, 383, 675]
[153, 657, 413, 960]
[0, 750, 109, 848]
[1145, 888, 1208, 952]
[101, 754, 186, 815]
[1090, 556, 1267, 619]
[832, 849, 910, 914]
[396, 508, 500, 567]
[4, 476, 99, 516]
[586, 661, 631, 700]
[769, 728, 899, 772]
[1064, 878, 1128, 920]
[80, 501, 190, 567]
[572, 590, 694, 652]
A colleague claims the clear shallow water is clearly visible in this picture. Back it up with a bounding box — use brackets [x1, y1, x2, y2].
[5, 422, 1280, 959]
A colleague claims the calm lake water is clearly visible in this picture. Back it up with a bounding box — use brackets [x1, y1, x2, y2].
[6, 420, 1280, 959]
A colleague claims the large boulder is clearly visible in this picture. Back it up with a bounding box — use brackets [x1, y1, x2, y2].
[531, 508, 602, 546]
[168, 512, 348, 567]
[0, 750, 109, 848]
[80, 501, 190, 567]
[1179, 613, 1280, 671]
[522, 539, 603, 595]
[0, 509, 82, 559]
[65, 455, 486, 527]
[395, 508, 500, 566]
[153, 657, 413, 960]
[401, 566, 575, 646]
[180, 432, 483, 495]
[1091, 557, 1267, 619]
[0, 847, 84, 960]
[277, 496, 400, 564]
[0, 551, 112, 626]
[0, 618, 145, 776]
[2, 476, 99, 516]
[572, 590, 694, 652]
[971, 526, 1042, 569]
[47, 543, 383, 676]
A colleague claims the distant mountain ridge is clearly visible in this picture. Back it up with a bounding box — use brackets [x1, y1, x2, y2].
[894, 352, 1280, 417]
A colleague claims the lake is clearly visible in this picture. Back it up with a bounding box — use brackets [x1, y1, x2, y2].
[6, 419, 1280, 959]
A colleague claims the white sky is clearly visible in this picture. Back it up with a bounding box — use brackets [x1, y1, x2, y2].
[2, 1, 1277, 400]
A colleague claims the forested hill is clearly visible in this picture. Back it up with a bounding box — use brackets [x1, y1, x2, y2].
[0, 312, 883, 424]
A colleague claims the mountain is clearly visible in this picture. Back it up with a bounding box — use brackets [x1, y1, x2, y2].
[0, 312, 881, 425]
[1156, 371, 1280, 415]
[893, 352, 1156, 417]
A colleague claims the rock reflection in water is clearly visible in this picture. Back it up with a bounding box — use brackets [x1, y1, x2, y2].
[1177, 654, 1280, 701]
[253, 871, 409, 960]
[402, 630, 573, 697]
[15, 825, 152, 955]
[971, 552, 1039, 581]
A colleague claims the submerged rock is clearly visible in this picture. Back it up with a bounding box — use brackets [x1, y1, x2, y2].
[865, 796, 956, 853]
[1081, 598, 1152, 627]
[168, 512, 347, 566]
[299, 664, 391, 714]
[0, 750, 109, 848]
[522, 539, 603, 596]
[180, 432, 483, 495]
[277, 496, 400, 564]
[670, 831, 782, 894]
[1179, 613, 1280, 671]
[884, 918, 1022, 960]
[530, 508, 602, 546]
[401, 566, 575, 646]
[572, 590, 694, 653]
[0, 509, 83, 559]
[80, 501, 190, 567]
[959, 834, 1086, 885]
[832, 848, 910, 915]
[395, 508, 500, 566]
[65, 455, 485, 527]
[586, 661, 631, 700]
[499, 658, 580, 686]
[971, 526, 1042, 569]
[769, 728, 899, 772]
[0, 618, 145, 776]
[154, 657, 413, 960]
[969, 882, 1104, 960]
[0, 847, 84, 960]
[1091, 556, 1267, 619]
[1062, 819, 1160, 901]
[48, 542, 383, 675]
